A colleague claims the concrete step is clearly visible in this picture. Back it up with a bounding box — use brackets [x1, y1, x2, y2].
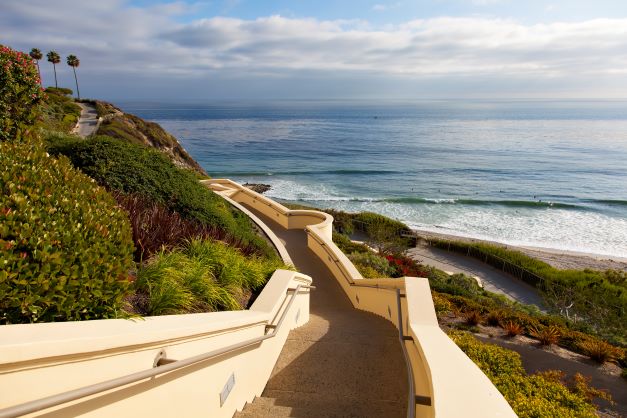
[233, 391, 406, 418]
[233, 396, 292, 417]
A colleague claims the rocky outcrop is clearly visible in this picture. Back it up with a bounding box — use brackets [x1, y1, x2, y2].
[243, 183, 271, 194]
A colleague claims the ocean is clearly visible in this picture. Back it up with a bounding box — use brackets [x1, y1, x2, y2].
[119, 100, 627, 259]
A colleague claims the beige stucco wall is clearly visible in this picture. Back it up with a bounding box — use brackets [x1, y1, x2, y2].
[205, 179, 516, 418]
[0, 270, 312, 418]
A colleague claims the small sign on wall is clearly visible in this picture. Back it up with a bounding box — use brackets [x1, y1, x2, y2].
[220, 372, 236, 407]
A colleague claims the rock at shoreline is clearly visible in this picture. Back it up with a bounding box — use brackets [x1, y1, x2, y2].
[244, 183, 271, 194]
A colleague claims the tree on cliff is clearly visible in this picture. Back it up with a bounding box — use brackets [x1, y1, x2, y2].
[28, 48, 42, 85]
[46, 50, 60, 88]
[66, 54, 80, 99]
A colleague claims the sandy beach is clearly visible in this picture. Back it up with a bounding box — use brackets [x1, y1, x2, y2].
[411, 228, 627, 272]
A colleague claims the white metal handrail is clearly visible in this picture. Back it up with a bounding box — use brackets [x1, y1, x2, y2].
[0, 284, 312, 418]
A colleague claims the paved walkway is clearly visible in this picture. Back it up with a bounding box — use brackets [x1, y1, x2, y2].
[236, 206, 407, 418]
[407, 245, 545, 308]
[75, 102, 99, 137]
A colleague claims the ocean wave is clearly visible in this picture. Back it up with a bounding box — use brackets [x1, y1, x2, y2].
[216, 169, 402, 177]
[584, 199, 627, 207]
[382, 197, 581, 209]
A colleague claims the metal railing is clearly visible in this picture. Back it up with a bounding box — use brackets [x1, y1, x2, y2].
[0, 284, 313, 418]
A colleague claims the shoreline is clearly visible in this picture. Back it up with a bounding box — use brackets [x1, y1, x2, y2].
[410, 228, 627, 271]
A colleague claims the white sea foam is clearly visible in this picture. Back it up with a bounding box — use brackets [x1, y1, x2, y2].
[247, 177, 627, 259]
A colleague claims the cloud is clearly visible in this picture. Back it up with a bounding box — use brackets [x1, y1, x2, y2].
[372, 2, 401, 12]
[2, 1, 627, 98]
[472, 0, 503, 5]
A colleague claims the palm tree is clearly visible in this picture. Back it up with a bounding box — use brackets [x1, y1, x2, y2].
[46, 50, 60, 88]
[66, 55, 81, 99]
[29, 48, 43, 85]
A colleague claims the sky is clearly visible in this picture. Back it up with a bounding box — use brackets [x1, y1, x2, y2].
[3, 0, 627, 100]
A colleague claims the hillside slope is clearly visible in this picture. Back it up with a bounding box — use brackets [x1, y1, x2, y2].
[93, 100, 207, 176]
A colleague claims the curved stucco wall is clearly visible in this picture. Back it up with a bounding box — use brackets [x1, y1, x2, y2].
[0, 270, 312, 418]
[204, 179, 516, 418]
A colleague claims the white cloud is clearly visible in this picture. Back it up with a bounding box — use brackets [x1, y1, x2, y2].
[2, 1, 627, 98]
[472, 0, 503, 5]
[372, 2, 402, 12]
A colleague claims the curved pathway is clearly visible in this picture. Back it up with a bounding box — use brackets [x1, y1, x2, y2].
[407, 244, 545, 308]
[236, 206, 408, 418]
[75, 102, 99, 137]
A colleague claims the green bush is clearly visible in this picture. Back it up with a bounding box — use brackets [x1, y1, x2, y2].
[134, 239, 291, 315]
[348, 251, 395, 278]
[429, 238, 626, 342]
[0, 139, 135, 323]
[48, 135, 274, 258]
[428, 270, 484, 298]
[39, 88, 81, 133]
[332, 232, 371, 254]
[449, 331, 602, 417]
[353, 211, 411, 236]
[0, 45, 45, 142]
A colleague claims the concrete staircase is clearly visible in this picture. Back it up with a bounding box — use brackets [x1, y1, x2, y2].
[233, 207, 407, 418]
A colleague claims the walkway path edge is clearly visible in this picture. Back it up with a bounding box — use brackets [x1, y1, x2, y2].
[73, 102, 99, 138]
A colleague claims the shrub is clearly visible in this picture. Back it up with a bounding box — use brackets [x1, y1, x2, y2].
[502, 320, 524, 337]
[134, 239, 290, 315]
[464, 310, 482, 326]
[578, 340, 622, 364]
[449, 330, 525, 377]
[0, 45, 45, 141]
[348, 251, 395, 278]
[486, 310, 504, 327]
[0, 139, 135, 323]
[353, 211, 411, 237]
[48, 136, 274, 258]
[449, 331, 601, 418]
[427, 270, 483, 298]
[568, 373, 613, 404]
[325, 209, 354, 235]
[530, 325, 561, 346]
[39, 88, 81, 133]
[332, 232, 372, 255]
[354, 212, 412, 254]
[428, 237, 627, 342]
[114, 192, 262, 261]
[432, 292, 453, 316]
[386, 254, 430, 278]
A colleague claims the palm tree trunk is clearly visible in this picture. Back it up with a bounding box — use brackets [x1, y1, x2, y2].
[53, 64, 58, 88]
[36, 62, 41, 86]
[72, 67, 80, 99]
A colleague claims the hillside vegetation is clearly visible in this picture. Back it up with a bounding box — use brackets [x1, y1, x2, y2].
[90, 100, 207, 176]
[1, 44, 282, 324]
